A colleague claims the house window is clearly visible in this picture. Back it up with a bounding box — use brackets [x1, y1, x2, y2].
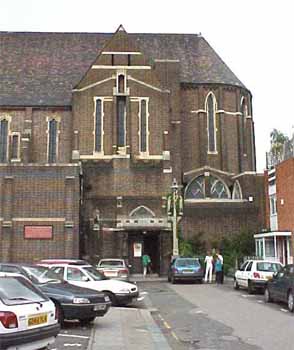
[206, 93, 217, 153]
[270, 194, 277, 215]
[140, 99, 148, 153]
[48, 119, 58, 163]
[0, 119, 9, 163]
[117, 97, 126, 147]
[95, 99, 102, 152]
[11, 134, 20, 160]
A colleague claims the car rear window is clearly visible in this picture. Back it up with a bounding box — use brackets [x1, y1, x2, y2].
[99, 261, 124, 267]
[257, 262, 282, 272]
[0, 276, 47, 305]
[176, 259, 200, 267]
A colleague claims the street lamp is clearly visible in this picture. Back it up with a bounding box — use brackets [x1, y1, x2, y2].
[168, 178, 183, 258]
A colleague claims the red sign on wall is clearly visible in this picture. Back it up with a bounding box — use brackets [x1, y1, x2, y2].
[24, 226, 53, 239]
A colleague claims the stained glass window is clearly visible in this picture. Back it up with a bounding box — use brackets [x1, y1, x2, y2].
[95, 99, 102, 152]
[232, 181, 242, 199]
[185, 175, 205, 199]
[209, 176, 229, 199]
[140, 100, 147, 153]
[48, 119, 57, 163]
[117, 97, 126, 147]
[207, 94, 216, 153]
[0, 119, 8, 163]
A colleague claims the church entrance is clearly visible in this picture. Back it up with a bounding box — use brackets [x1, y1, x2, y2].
[128, 231, 160, 275]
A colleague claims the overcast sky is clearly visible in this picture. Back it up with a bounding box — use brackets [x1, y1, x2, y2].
[0, 0, 293, 172]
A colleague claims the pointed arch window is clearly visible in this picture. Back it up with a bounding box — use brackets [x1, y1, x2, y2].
[140, 99, 148, 153]
[48, 119, 58, 163]
[232, 181, 242, 199]
[117, 96, 126, 148]
[0, 119, 9, 163]
[185, 174, 230, 200]
[130, 206, 155, 218]
[118, 74, 125, 94]
[206, 93, 217, 153]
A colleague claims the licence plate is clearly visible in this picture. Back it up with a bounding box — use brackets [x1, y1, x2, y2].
[28, 313, 48, 327]
[183, 270, 194, 273]
[94, 304, 106, 311]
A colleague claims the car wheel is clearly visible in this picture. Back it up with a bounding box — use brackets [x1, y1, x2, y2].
[104, 291, 117, 306]
[80, 317, 95, 326]
[233, 279, 239, 290]
[288, 291, 294, 312]
[54, 302, 64, 326]
[264, 287, 272, 303]
[171, 275, 176, 284]
[248, 280, 253, 294]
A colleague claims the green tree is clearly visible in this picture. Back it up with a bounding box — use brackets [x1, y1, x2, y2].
[270, 128, 289, 160]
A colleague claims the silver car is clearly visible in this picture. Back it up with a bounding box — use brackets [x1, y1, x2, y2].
[96, 259, 130, 281]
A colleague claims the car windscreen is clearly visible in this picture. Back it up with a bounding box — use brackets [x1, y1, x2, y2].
[0, 276, 47, 305]
[83, 266, 108, 280]
[257, 262, 282, 272]
[176, 259, 200, 267]
[99, 261, 124, 267]
[24, 266, 49, 278]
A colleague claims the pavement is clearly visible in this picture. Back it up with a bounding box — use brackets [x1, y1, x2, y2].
[88, 306, 171, 350]
[87, 275, 171, 350]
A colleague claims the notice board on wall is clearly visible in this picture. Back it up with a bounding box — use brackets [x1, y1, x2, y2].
[24, 226, 53, 239]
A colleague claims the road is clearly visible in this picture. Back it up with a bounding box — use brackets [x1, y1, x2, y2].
[141, 281, 294, 350]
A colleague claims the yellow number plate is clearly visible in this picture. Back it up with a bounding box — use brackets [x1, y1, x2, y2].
[28, 313, 48, 327]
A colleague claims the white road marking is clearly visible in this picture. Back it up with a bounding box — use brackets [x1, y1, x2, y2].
[137, 296, 145, 301]
[59, 334, 89, 339]
[257, 300, 264, 303]
[140, 291, 148, 295]
[64, 344, 82, 347]
[281, 308, 289, 313]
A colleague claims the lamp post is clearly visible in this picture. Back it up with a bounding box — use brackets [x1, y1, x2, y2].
[168, 178, 183, 258]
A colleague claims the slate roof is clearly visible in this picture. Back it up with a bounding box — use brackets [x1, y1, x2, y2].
[0, 31, 247, 106]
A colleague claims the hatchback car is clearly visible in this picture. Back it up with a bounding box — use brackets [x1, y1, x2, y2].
[43, 263, 139, 306]
[265, 264, 294, 312]
[234, 259, 283, 293]
[0, 275, 59, 350]
[96, 259, 130, 281]
[0, 263, 111, 326]
[168, 257, 204, 284]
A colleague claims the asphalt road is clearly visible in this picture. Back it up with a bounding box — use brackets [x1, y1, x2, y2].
[140, 281, 294, 350]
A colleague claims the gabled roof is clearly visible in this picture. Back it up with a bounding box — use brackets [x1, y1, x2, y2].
[0, 31, 247, 106]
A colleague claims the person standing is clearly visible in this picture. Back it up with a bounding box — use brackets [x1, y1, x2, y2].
[142, 253, 151, 277]
[216, 249, 224, 284]
[215, 256, 223, 284]
[204, 251, 213, 283]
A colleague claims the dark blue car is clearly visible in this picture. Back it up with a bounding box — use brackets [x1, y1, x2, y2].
[168, 257, 204, 284]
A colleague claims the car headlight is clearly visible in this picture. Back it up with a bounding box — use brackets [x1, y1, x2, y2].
[104, 296, 110, 302]
[73, 298, 90, 304]
[118, 288, 130, 293]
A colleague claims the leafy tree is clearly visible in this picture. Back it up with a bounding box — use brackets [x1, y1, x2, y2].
[270, 128, 289, 161]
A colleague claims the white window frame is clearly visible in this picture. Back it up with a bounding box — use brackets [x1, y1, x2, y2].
[138, 97, 150, 155]
[205, 92, 218, 154]
[46, 116, 60, 164]
[270, 194, 277, 216]
[117, 96, 127, 153]
[93, 97, 104, 155]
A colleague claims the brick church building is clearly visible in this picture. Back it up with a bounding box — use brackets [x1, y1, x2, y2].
[0, 26, 264, 274]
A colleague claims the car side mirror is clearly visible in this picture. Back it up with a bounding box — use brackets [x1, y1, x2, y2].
[128, 264, 132, 268]
[82, 276, 90, 282]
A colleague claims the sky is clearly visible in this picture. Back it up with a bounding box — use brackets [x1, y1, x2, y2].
[0, 0, 293, 172]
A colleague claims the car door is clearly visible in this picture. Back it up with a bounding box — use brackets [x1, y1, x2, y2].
[236, 261, 249, 287]
[269, 267, 288, 301]
[244, 261, 253, 288]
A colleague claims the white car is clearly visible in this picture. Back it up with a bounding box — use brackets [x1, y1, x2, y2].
[43, 263, 139, 306]
[96, 259, 130, 281]
[234, 259, 283, 293]
[0, 274, 59, 350]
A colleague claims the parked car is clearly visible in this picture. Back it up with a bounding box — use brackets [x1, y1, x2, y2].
[96, 259, 130, 281]
[0, 263, 111, 325]
[37, 259, 88, 267]
[264, 264, 294, 312]
[43, 263, 139, 306]
[234, 259, 283, 293]
[0, 274, 60, 350]
[168, 257, 204, 284]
